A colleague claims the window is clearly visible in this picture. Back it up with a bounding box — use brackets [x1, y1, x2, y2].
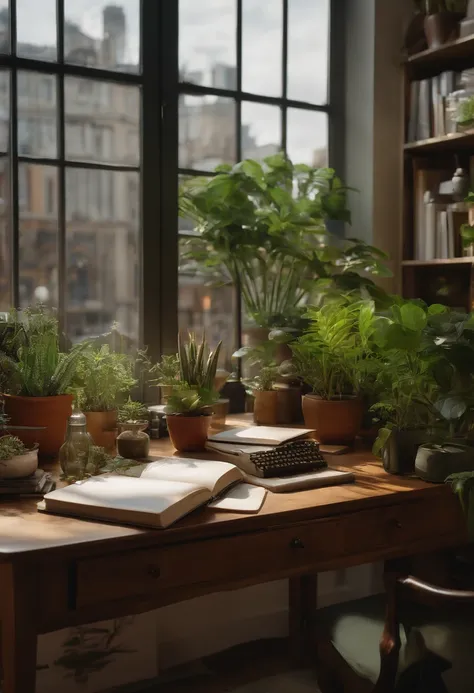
[178, 0, 331, 368]
[0, 0, 142, 349]
[1, 1, 335, 365]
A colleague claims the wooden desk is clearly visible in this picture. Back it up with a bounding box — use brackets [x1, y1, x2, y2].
[0, 433, 467, 693]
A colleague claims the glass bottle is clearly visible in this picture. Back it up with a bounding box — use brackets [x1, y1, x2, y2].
[59, 405, 91, 480]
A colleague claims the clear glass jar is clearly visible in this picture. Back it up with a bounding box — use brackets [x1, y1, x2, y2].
[59, 406, 92, 480]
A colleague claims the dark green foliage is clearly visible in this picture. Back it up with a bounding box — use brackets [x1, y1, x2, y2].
[0, 435, 28, 460]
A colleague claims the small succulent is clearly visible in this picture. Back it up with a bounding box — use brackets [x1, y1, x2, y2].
[118, 398, 149, 424]
[0, 435, 28, 461]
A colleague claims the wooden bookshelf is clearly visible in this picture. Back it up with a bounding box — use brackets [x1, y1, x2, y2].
[406, 34, 474, 80]
[402, 28, 474, 312]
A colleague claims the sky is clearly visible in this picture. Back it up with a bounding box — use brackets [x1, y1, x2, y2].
[3, 0, 329, 165]
[180, 0, 329, 164]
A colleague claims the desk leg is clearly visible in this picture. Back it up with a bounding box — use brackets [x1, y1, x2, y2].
[0, 563, 37, 693]
[288, 574, 318, 666]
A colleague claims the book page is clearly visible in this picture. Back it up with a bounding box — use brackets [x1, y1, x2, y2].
[140, 457, 242, 495]
[208, 426, 314, 446]
[209, 483, 266, 513]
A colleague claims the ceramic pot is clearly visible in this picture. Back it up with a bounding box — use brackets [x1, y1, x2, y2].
[415, 443, 474, 483]
[3, 393, 73, 456]
[253, 390, 279, 426]
[117, 422, 150, 459]
[424, 12, 460, 48]
[0, 444, 39, 479]
[166, 414, 211, 452]
[85, 410, 118, 452]
[275, 386, 303, 424]
[302, 395, 363, 444]
[382, 429, 429, 475]
[211, 399, 229, 432]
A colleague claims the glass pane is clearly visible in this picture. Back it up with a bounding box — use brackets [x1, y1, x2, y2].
[17, 0, 57, 61]
[0, 70, 9, 153]
[287, 108, 328, 166]
[179, 95, 236, 171]
[66, 169, 140, 349]
[65, 78, 140, 166]
[242, 0, 282, 97]
[288, 0, 329, 105]
[64, 0, 140, 73]
[18, 72, 57, 158]
[19, 164, 58, 308]
[179, 237, 235, 370]
[0, 158, 10, 310]
[0, 2, 9, 53]
[180, 0, 236, 89]
[241, 102, 281, 161]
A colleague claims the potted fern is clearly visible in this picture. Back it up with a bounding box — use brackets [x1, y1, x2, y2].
[0, 434, 38, 479]
[157, 334, 221, 452]
[116, 398, 150, 459]
[74, 346, 137, 451]
[291, 300, 379, 444]
[0, 307, 87, 455]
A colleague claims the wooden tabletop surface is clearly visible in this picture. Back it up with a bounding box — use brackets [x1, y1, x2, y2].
[0, 417, 457, 559]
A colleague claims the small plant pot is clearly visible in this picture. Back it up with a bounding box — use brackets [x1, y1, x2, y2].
[0, 444, 39, 479]
[166, 414, 211, 452]
[302, 395, 363, 444]
[3, 393, 73, 456]
[424, 12, 460, 48]
[160, 386, 173, 404]
[117, 422, 150, 459]
[253, 390, 279, 426]
[275, 386, 303, 424]
[211, 399, 229, 431]
[415, 443, 474, 483]
[85, 410, 118, 453]
[382, 429, 429, 475]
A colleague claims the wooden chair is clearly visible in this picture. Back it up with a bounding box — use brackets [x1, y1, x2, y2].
[316, 562, 474, 693]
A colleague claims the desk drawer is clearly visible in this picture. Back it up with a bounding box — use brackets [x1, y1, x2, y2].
[75, 520, 343, 608]
[75, 497, 461, 609]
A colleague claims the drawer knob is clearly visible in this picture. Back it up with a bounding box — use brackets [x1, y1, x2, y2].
[147, 564, 161, 578]
[290, 538, 305, 550]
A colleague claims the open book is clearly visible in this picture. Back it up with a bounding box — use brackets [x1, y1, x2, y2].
[208, 426, 315, 447]
[41, 458, 265, 529]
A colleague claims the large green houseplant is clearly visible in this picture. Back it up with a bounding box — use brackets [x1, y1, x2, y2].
[156, 334, 222, 452]
[290, 299, 380, 444]
[179, 154, 392, 333]
[73, 345, 137, 452]
[0, 307, 87, 455]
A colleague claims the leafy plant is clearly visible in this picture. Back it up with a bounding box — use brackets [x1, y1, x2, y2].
[446, 471, 474, 539]
[73, 346, 137, 412]
[163, 334, 222, 415]
[147, 353, 180, 387]
[118, 398, 149, 423]
[233, 341, 281, 392]
[0, 435, 28, 460]
[0, 307, 87, 397]
[291, 299, 380, 400]
[180, 154, 392, 328]
[456, 96, 474, 127]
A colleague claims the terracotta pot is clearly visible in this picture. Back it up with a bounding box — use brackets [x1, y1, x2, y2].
[302, 395, 363, 445]
[424, 13, 460, 48]
[211, 399, 229, 432]
[117, 422, 150, 459]
[275, 386, 303, 424]
[0, 443, 39, 479]
[253, 390, 279, 426]
[85, 410, 118, 452]
[3, 393, 73, 456]
[166, 414, 211, 452]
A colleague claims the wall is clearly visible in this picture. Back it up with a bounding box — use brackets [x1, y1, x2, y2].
[345, 0, 413, 292]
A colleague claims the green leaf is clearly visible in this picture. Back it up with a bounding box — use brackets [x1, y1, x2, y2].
[373, 427, 392, 457]
[400, 304, 427, 332]
[434, 396, 467, 421]
[428, 303, 448, 316]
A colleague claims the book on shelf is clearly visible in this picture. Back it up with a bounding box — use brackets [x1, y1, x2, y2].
[407, 71, 459, 143]
[41, 458, 266, 529]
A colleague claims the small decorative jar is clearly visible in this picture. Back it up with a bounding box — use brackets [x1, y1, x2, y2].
[58, 406, 92, 481]
[116, 422, 150, 459]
